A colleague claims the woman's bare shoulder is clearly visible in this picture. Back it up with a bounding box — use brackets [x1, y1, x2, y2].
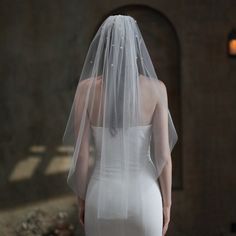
[156, 79, 167, 94]
[77, 75, 102, 91]
[140, 75, 167, 94]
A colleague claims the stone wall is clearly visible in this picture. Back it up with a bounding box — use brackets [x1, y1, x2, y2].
[0, 0, 236, 235]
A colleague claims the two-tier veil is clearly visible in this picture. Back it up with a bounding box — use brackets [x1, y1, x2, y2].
[63, 15, 178, 223]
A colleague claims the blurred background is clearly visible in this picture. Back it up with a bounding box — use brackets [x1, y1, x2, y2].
[0, 0, 236, 235]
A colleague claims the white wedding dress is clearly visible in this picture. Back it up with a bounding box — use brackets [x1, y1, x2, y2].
[84, 124, 163, 236]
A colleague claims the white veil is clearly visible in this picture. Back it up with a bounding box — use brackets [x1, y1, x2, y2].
[63, 14, 178, 228]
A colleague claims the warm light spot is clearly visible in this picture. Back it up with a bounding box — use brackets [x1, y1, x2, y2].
[9, 156, 41, 181]
[44, 156, 70, 175]
[229, 39, 236, 55]
[56, 145, 74, 153]
[29, 145, 46, 153]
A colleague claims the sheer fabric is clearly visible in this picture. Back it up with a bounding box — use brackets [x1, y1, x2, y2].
[62, 15, 178, 229]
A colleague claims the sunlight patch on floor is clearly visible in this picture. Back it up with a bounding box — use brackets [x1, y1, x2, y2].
[9, 145, 77, 181]
[56, 145, 74, 153]
[9, 156, 41, 181]
[29, 145, 46, 153]
[45, 156, 70, 175]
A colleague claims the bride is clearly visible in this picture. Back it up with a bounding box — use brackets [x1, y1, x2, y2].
[63, 15, 178, 236]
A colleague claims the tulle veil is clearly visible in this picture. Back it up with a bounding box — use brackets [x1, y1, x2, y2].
[62, 14, 178, 229]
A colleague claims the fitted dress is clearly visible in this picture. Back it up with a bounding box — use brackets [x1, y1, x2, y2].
[84, 124, 163, 236]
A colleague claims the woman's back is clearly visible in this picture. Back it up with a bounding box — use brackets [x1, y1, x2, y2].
[85, 108, 163, 236]
[81, 74, 167, 236]
[87, 74, 162, 127]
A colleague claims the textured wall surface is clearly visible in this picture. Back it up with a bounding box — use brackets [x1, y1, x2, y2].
[0, 0, 236, 235]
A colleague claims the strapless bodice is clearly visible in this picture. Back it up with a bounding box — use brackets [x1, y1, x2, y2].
[90, 125, 155, 178]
